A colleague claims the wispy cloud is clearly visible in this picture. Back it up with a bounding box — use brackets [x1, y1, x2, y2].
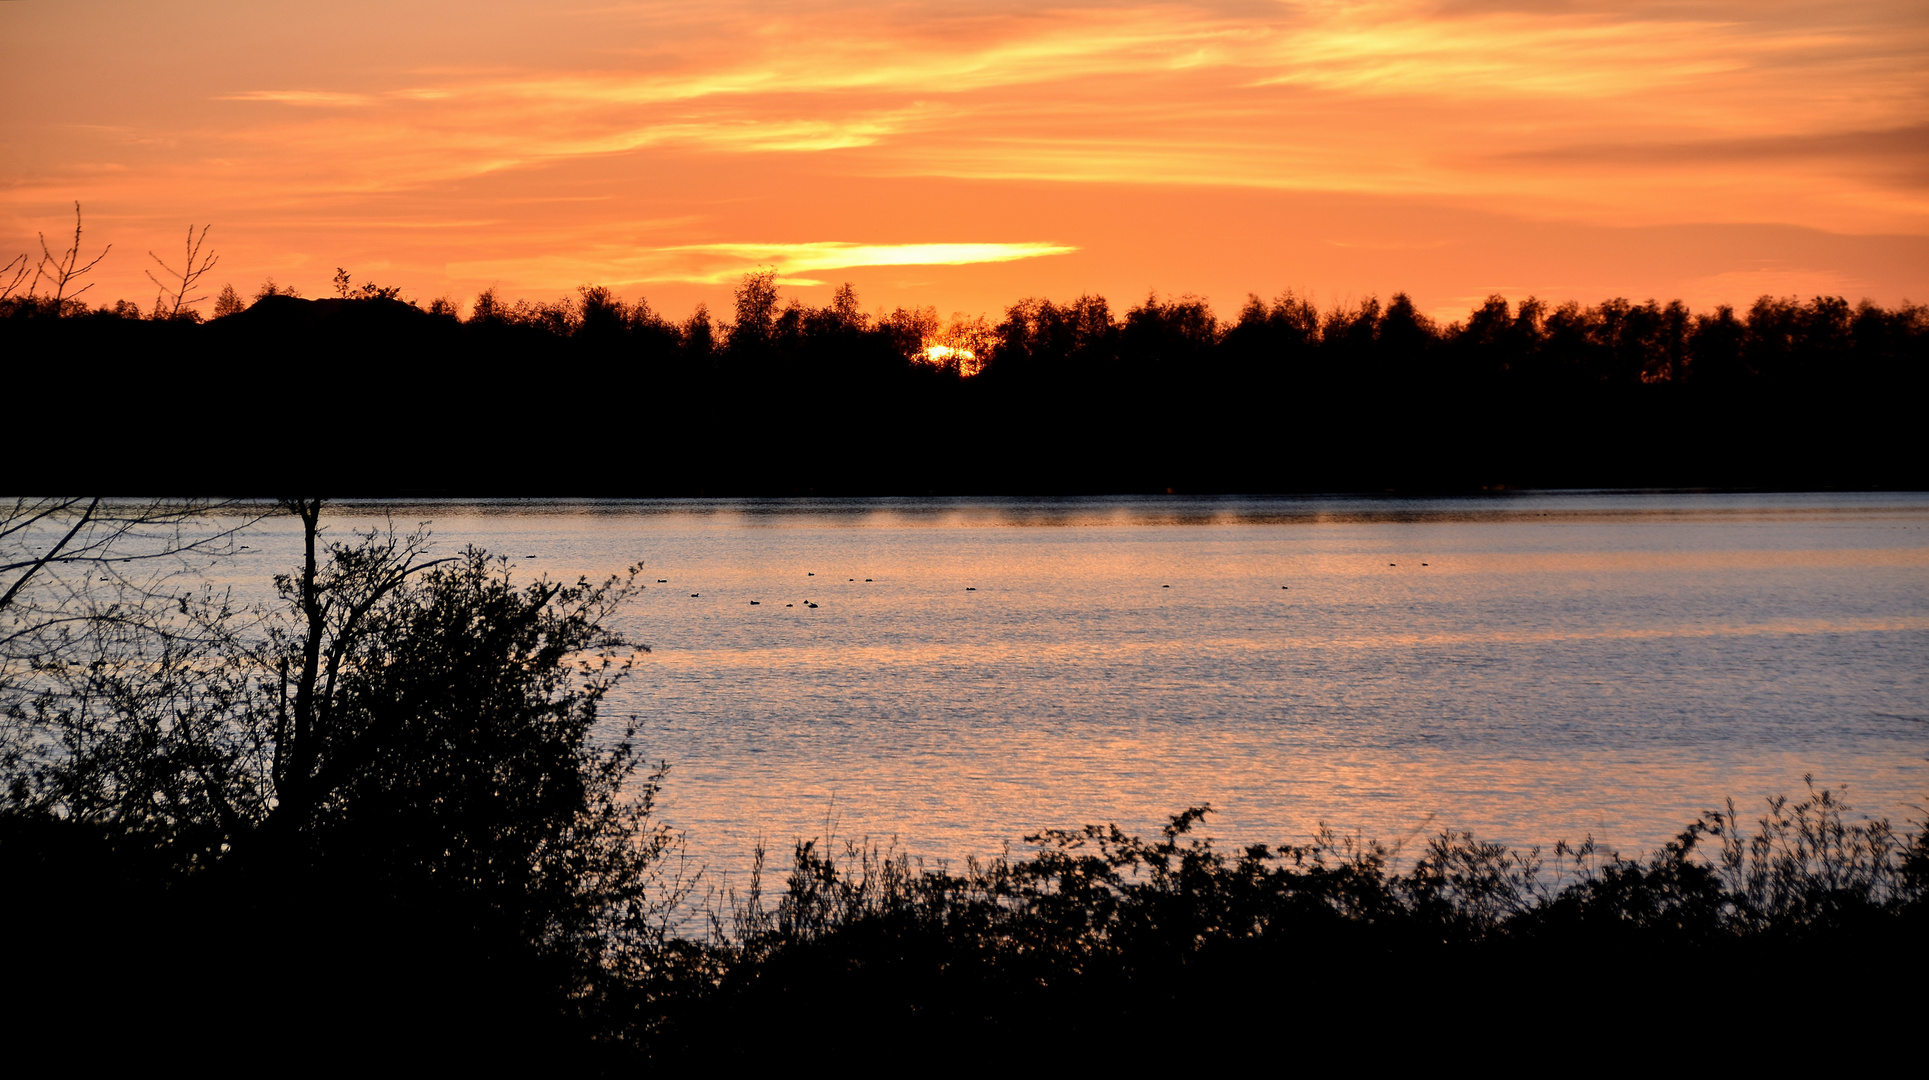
[651, 241, 1078, 284]
[219, 90, 375, 107]
[186, 0, 1925, 227]
[7, 0, 1923, 308]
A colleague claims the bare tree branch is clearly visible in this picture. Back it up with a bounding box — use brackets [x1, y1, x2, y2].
[1, 498, 271, 704]
[0, 253, 29, 301]
[0, 498, 98, 614]
[32, 201, 111, 307]
[146, 224, 219, 319]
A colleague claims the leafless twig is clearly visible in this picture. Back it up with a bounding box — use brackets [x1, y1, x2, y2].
[147, 224, 219, 319]
[0, 253, 29, 301]
[33, 201, 111, 306]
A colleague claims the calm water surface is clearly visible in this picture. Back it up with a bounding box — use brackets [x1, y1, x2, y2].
[234, 492, 1929, 876]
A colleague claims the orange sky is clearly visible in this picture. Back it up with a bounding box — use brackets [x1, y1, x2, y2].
[4, 0, 1924, 322]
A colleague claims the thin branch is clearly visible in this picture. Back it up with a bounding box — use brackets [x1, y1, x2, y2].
[0, 499, 97, 615]
[0, 253, 29, 301]
[34, 201, 111, 306]
[0, 497, 85, 544]
[146, 224, 219, 319]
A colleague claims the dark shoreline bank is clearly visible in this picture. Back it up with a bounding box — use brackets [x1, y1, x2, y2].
[8, 288, 1922, 496]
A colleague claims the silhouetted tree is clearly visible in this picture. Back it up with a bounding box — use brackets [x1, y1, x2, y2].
[728, 269, 780, 355]
[249, 503, 669, 973]
[1120, 292, 1217, 382]
[577, 283, 629, 348]
[2, 500, 676, 1064]
[683, 302, 717, 372]
[1375, 292, 1435, 386]
[3, 501, 670, 984]
[251, 277, 298, 300]
[212, 283, 244, 318]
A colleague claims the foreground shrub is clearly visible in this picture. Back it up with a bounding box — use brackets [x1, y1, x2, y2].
[640, 781, 1925, 1057]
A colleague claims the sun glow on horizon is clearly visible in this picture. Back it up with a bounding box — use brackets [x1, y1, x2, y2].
[922, 343, 978, 374]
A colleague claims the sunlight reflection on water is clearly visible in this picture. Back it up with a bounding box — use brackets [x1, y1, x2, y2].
[218, 492, 1929, 878]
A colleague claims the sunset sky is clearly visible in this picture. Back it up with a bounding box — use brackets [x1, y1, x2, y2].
[4, 0, 1924, 322]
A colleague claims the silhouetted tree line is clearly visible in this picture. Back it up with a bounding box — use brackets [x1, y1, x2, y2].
[6, 263, 1924, 492]
[4, 501, 1924, 1064]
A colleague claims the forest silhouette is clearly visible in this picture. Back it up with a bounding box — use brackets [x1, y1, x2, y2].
[5, 259, 1923, 494]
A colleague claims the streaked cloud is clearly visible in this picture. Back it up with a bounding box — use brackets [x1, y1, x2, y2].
[661, 241, 1077, 284]
[218, 90, 374, 107]
[2, 0, 1922, 312]
[174, 1, 1922, 225]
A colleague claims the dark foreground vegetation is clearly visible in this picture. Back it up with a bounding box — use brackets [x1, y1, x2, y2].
[6, 214, 1924, 492]
[4, 501, 1923, 1064]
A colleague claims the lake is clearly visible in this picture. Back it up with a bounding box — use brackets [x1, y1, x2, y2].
[231, 492, 1928, 879]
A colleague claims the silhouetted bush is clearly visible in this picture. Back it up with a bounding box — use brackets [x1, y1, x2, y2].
[1, 502, 670, 1066]
[640, 780, 1925, 1057]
